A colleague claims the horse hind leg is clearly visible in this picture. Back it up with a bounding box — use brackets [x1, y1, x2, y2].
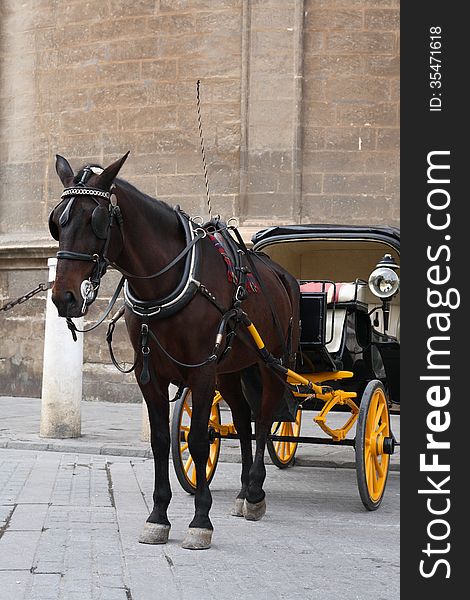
[217, 373, 253, 517]
[243, 366, 284, 521]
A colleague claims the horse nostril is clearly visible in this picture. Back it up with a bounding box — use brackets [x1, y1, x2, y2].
[51, 289, 79, 317]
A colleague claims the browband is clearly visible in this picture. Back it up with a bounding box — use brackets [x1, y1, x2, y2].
[61, 187, 110, 200]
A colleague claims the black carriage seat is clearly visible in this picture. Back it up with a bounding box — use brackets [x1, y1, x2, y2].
[297, 280, 370, 373]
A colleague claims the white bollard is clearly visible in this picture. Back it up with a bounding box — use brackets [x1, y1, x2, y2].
[141, 384, 179, 442]
[141, 399, 150, 443]
[40, 258, 83, 438]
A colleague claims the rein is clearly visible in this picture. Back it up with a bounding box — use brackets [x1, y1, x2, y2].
[65, 276, 125, 341]
[110, 227, 205, 280]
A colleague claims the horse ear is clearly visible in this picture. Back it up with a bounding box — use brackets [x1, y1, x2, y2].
[55, 155, 74, 186]
[96, 151, 130, 190]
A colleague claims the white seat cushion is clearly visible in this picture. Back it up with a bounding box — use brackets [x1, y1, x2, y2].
[300, 281, 366, 304]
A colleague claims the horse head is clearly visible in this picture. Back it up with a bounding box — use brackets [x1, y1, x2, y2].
[49, 152, 129, 317]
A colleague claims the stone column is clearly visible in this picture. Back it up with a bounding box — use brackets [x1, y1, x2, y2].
[240, 0, 305, 225]
[40, 258, 82, 438]
[141, 384, 179, 442]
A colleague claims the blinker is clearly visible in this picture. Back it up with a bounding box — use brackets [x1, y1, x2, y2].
[48, 210, 59, 241]
[58, 197, 76, 227]
[48, 196, 110, 241]
[91, 205, 109, 239]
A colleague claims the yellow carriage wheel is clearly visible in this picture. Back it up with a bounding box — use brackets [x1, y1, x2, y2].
[355, 380, 392, 510]
[267, 408, 302, 469]
[171, 389, 222, 495]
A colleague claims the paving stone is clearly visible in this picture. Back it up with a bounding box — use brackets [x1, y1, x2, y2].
[0, 571, 30, 600]
[28, 573, 61, 600]
[0, 530, 42, 570]
[7, 503, 49, 531]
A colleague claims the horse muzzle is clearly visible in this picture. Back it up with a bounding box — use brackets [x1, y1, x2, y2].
[52, 288, 82, 318]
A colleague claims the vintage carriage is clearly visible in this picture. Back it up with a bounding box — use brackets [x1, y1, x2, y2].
[171, 224, 400, 511]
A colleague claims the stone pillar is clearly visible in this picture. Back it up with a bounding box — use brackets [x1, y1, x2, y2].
[240, 0, 305, 224]
[40, 258, 82, 438]
[140, 384, 179, 442]
[141, 399, 150, 443]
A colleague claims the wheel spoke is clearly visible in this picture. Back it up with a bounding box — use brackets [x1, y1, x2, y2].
[286, 443, 292, 459]
[184, 454, 193, 473]
[373, 454, 384, 478]
[282, 442, 288, 460]
[180, 442, 188, 453]
[377, 421, 387, 435]
[373, 401, 385, 430]
[184, 403, 192, 418]
[285, 443, 291, 459]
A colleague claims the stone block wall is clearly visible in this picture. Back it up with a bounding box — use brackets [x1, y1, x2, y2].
[301, 0, 399, 224]
[0, 0, 399, 399]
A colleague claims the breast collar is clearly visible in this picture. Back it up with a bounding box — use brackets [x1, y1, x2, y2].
[123, 210, 202, 319]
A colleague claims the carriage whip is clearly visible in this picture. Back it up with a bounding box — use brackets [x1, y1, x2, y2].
[196, 80, 213, 220]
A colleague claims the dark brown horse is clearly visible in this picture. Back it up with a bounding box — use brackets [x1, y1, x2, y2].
[49, 153, 300, 549]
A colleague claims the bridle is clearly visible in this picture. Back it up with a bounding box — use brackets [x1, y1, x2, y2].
[50, 181, 123, 312]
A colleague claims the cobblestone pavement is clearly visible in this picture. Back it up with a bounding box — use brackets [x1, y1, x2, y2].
[0, 448, 399, 600]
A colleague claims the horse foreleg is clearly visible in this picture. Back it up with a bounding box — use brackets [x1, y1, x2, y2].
[217, 373, 253, 517]
[138, 379, 172, 545]
[182, 376, 215, 550]
[244, 368, 284, 521]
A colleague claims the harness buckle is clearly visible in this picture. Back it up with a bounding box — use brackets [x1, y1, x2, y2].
[141, 323, 149, 347]
[235, 285, 247, 302]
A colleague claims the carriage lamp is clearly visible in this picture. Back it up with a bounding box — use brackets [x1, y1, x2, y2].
[368, 254, 400, 334]
[368, 254, 400, 299]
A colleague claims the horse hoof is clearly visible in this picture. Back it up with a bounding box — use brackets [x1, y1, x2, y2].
[181, 527, 213, 550]
[230, 498, 245, 517]
[138, 523, 170, 544]
[243, 498, 266, 521]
